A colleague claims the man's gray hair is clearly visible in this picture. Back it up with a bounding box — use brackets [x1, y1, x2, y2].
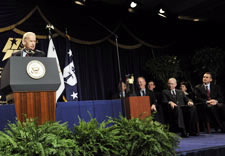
[22, 32, 36, 44]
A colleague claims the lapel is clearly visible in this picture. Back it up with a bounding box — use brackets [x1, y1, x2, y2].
[209, 84, 215, 97]
[168, 89, 177, 101]
[200, 84, 207, 94]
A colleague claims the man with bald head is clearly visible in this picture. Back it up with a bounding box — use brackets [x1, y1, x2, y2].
[12, 32, 45, 57]
[162, 78, 198, 137]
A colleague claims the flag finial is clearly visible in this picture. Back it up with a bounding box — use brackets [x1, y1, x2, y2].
[46, 24, 54, 38]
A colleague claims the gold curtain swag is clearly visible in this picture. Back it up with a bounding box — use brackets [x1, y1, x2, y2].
[0, 5, 172, 49]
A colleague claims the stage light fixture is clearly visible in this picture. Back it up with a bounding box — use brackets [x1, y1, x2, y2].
[74, 0, 86, 6]
[178, 16, 203, 22]
[130, 1, 137, 8]
[158, 8, 167, 18]
[159, 8, 165, 14]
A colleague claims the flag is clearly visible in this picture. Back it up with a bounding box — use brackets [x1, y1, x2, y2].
[63, 37, 78, 101]
[47, 37, 65, 101]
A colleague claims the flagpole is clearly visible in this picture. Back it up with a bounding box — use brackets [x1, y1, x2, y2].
[89, 16, 126, 118]
[46, 24, 65, 101]
[46, 24, 54, 38]
[89, 17, 122, 82]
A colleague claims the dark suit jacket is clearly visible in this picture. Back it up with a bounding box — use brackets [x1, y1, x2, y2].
[136, 88, 156, 105]
[194, 83, 223, 104]
[12, 49, 46, 57]
[162, 89, 189, 106]
[112, 91, 128, 99]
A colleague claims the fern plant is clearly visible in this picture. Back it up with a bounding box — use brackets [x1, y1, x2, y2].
[0, 116, 180, 156]
[73, 118, 121, 156]
[0, 118, 79, 156]
[108, 116, 180, 156]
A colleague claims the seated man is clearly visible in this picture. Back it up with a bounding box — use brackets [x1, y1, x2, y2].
[162, 78, 198, 137]
[195, 72, 225, 133]
[148, 80, 165, 124]
[112, 81, 128, 99]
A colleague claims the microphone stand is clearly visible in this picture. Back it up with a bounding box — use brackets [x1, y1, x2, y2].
[89, 16, 126, 117]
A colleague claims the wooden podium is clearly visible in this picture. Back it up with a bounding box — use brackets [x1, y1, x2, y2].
[125, 96, 151, 119]
[0, 57, 60, 124]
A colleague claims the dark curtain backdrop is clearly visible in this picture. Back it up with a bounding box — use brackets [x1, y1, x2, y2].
[0, 0, 170, 101]
[1, 0, 225, 101]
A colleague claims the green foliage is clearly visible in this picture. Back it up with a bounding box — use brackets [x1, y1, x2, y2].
[145, 55, 183, 87]
[108, 116, 180, 156]
[73, 118, 121, 156]
[192, 47, 225, 78]
[0, 119, 78, 156]
[0, 117, 180, 156]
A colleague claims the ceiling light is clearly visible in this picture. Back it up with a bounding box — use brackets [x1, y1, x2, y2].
[74, 0, 86, 6]
[159, 8, 165, 14]
[128, 8, 135, 13]
[158, 13, 167, 18]
[193, 18, 200, 22]
[178, 16, 204, 22]
[130, 2, 137, 8]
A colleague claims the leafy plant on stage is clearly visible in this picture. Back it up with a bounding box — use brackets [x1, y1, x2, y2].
[192, 47, 225, 82]
[145, 55, 183, 88]
[0, 117, 180, 156]
[73, 117, 121, 156]
[108, 115, 180, 156]
[0, 118, 79, 156]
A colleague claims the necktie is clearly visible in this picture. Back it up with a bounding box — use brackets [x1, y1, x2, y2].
[205, 86, 210, 99]
[142, 90, 145, 96]
[121, 91, 125, 98]
[171, 90, 176, 96]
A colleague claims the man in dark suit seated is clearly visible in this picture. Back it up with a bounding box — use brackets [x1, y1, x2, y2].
[112, 81, 128, 99]
[195, 72, 225, 133]
[12, 32, 45, 57]
[148, 80, 165, 124]
[162, 78, 198, 137]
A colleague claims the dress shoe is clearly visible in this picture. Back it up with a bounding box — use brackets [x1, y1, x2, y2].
[189, 132, 200, 136]
[181, 129, 189, 138]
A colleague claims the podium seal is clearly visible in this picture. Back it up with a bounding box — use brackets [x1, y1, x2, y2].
[27, 60, 46, 79]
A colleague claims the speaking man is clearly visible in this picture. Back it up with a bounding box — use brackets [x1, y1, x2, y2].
[12, 32, 45, 57]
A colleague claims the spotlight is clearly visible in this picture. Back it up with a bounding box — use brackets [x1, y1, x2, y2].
[128, 8, 135, 13]
[130, 1, 137, 8]
[158, 8, 167, 18]
[159, 8, 165, 14]
[74, 0, 86, 6]
[178, 16, 203, 22]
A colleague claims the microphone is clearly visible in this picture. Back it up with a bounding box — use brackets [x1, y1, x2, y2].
[35, 49, 45, 54]
[25, 49, 45, 56]
[24, 49, 35, 56]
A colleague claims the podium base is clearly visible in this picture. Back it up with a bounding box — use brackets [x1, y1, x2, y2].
[125, 96, 151, 119]
[13, 91, 56, 124]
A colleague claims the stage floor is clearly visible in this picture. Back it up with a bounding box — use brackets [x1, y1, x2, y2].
[177, 132, 225, 155]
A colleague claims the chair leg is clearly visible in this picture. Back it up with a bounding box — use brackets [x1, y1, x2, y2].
[196, 122, 200, 134]
[206, 122, 211, 133]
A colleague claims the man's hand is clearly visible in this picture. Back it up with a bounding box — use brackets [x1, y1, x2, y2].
[188, 101, 194, 106]
[207, 99, 218, 106]
[151, 104, 157, 112]
[169, 101, 177, 109]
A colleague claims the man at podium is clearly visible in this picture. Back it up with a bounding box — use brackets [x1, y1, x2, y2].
[136, 76, 157, 112]
[12, 32, 45, 57]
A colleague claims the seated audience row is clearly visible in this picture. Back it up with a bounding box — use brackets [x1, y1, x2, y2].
[112, 72, 225, 137]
